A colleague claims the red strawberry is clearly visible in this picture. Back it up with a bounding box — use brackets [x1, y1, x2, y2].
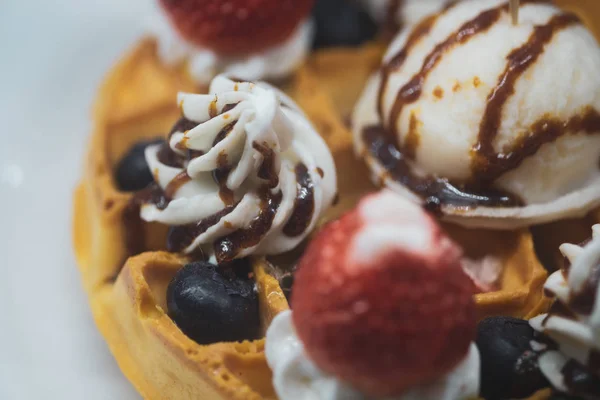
[159, 0, 315, 55]
[291, 191, 477, 397]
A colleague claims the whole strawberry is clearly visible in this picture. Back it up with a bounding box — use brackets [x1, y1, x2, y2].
[159, 0, 315, 55]
[292, 190, 477, 397]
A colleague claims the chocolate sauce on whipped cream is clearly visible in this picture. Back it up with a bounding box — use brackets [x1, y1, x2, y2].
[253, 142, 279, 189]
[214, 188, 283, 264]
[369, 3, 599, 208]
[569, 261, 600, 316]
[167, 205, 237, 253]
[125, 83, 321, 263]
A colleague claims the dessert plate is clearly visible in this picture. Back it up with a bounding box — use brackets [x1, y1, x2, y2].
[0, 1, 150, 399]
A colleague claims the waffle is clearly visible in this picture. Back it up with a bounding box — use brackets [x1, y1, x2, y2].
[73, 37, 592, 399]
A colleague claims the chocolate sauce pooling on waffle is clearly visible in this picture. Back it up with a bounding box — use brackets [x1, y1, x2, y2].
[370, 5, 600, 208]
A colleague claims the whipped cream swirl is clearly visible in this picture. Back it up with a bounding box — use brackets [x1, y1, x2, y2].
[147, 4, 313, 85]
[529, 224, 600, 397]
[265, 310, 481, 400]
[141, 75, 336, 263]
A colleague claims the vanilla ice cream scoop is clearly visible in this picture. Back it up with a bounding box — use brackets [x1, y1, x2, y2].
[353, 0, 600, 229]
[140, 75, 337, 263]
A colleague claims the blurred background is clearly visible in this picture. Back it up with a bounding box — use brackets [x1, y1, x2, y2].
[0, 1, 151, 398]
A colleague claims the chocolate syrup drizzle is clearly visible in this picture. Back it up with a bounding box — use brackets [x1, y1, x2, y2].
[472, 13, 584, 183]
[387, 3, 506, 144]
[214, 188, 283, 264]
[378, 13, 438, 121]
[283, 163, 315, 237]
[167, 205, 237, 253]
[253, 142, 279, 189]
[384, 0, 404, 37]
[368, 3, 596, 209]
[569, 260, 600, 316]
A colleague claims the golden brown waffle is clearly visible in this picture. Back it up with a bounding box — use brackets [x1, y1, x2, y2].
[74, 36, 600, 399]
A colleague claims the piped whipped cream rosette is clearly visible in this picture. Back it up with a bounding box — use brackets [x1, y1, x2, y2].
[147, 0, 315, 84]
[266, 191, 482, 400]
[529, 225, 600, 398]
[140, 75, 337, 264]
[353, 0, 600, 229]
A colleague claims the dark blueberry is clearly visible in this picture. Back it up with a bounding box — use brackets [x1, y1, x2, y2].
[115, 138, 164, 192]
[167, 261, 260, 345]
[312, 0, 378, 49]
[561, 359, 600, 399]
[549, 391, 591, 400]
[477, 317, 550, 399]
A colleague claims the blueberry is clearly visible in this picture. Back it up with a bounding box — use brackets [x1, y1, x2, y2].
[548, 392, 587, 400]
[477, 317, 549, 399]
[115, 138, 163, 192]
[560, 359, 600, 399]
[167, 261, 260, 345]
[312, 0, 378, 49]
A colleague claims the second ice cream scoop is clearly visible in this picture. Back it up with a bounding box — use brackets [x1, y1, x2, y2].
[353, 0, 600, 229]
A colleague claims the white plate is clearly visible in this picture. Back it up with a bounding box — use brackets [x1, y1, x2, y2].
[0, 1, 157, 398]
